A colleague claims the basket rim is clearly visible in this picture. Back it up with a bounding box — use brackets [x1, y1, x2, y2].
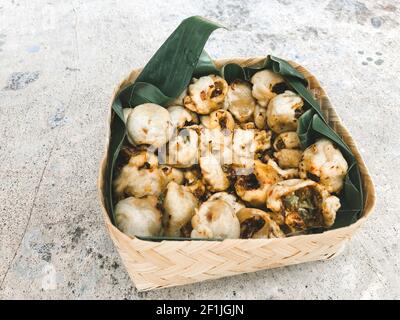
[97, 56, 376, 246]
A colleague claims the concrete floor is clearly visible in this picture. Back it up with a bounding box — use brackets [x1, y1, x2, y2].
[0, 0, 399, 299]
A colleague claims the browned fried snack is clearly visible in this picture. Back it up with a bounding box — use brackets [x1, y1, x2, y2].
[274, 149, 303, 169]
[250, 69, 287, 107]
[225, 80, 256, 123]
[266, 91, 304, 133]
[273, 132, 300, 151]
[237, 208, 285, 239]
[266, 179, 341, 232]
[184, 75, 228, 114]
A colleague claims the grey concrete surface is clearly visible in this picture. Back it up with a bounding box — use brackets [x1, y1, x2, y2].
[0, 0, 399, 300]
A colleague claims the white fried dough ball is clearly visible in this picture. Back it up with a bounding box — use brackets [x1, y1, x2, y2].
[199, 155, 230, 192]
[113, 151, 167, 199]
[126, 103, 173, 147]
[299, 138, 348, 193]
[266, 90, 304, 133]
[199, 127, 233, 165]
[115, 196, 162, 237]
[184, 75, 228, 114]
[200, 109, 235, 131]
[232, 128, 256, 167]
[250, 69, 286, 107]
[191, 199, 240, 239]
[163, 181, 198, 237]
[225, 80, 256, 123]
[167, 128, 199, 167]
[232, 129, 271, 168]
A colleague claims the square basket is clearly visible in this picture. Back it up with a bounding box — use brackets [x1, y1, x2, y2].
[98, 57, 376, 291]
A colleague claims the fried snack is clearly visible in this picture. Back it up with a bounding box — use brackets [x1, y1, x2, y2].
[237, 208, 285, 239]
[184, 75, 228, 114]
[266, 179, 341, 232]
[299, 139, 348, 193]
[115, 196, 162, 237]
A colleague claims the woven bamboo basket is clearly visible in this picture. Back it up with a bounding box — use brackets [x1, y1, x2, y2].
[98, 57, 376, 291]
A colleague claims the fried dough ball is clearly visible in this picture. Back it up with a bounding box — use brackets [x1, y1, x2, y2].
[234, 160, 282, 206]
[274, 149, 303, 169]
[184, 75, 228, 114]
[191, 198, 240, 239]
[237, 208, 285, 239]
[250, 69, 287, 107]
[266, 91, 304, 133]
[232, 129, 272, 168]
[126, 103, 173, 147]
[199, 155, 230, 192]
[199, 126, 233, 165]
[167, 128, 199, 167]
[266, 179, 341, 231]
[225, 80, 256, 123]
[299, 139, 348, 193]
[115, 196, 162, 237]
[113, 151, 167, 199]
[273, 132, 300, 151]
[167, 105, 199, 129]
[232, 128, 256, 167]
[200, 109, 235, 131]
[163, 181, 198, 237]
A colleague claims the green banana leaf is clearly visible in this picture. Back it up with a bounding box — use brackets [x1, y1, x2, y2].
[193, 50, 221, 78]
[104, 16, 223, 223]
[104, 99, 125, 224]
[104, 15, 364, 236]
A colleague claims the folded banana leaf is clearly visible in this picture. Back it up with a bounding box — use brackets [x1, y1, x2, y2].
[104, 15, 364, 235]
